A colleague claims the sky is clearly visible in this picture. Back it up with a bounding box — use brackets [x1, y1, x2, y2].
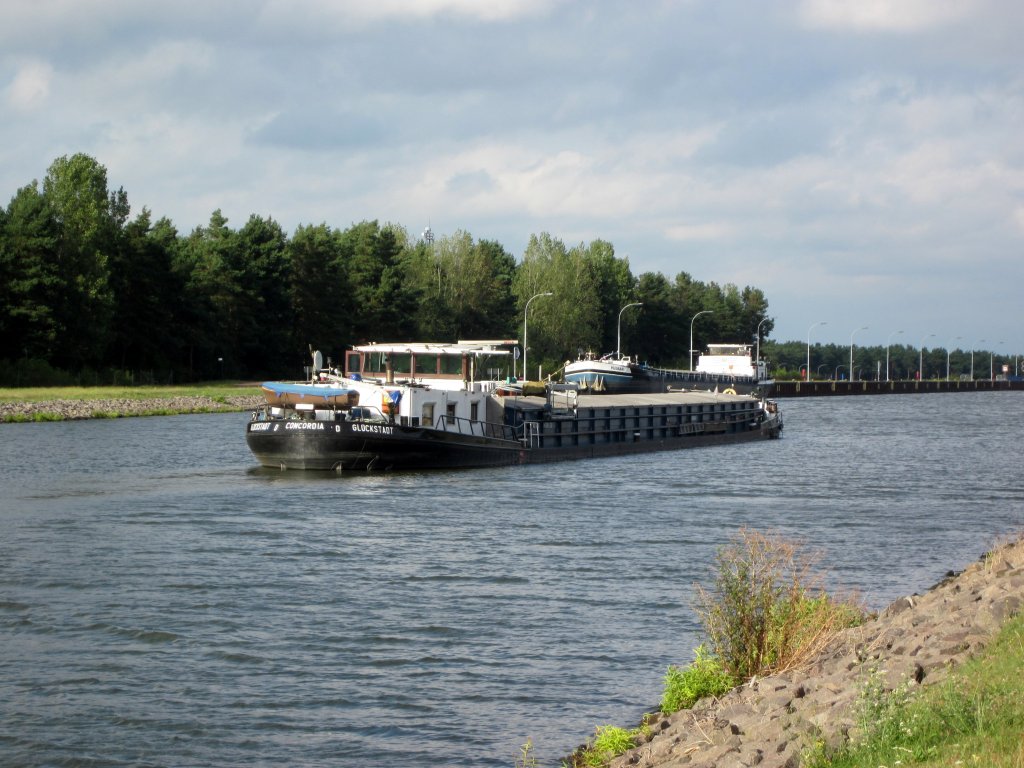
[3, 0, 1023, 353]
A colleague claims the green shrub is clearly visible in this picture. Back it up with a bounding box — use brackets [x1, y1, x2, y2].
[661, 644, 735, 714]
[695, 529, 865, 681]
[576, 725, 638, 767]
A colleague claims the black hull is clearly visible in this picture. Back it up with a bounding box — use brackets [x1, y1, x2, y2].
[246, 415, 782, 471]
[246, 421, 522, 470]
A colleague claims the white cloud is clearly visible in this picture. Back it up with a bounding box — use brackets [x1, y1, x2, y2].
[799, 0, 977, 32]
[6, 60, 53, 111]
[664, 223, 731, 242]
[256, 0, 557, 30]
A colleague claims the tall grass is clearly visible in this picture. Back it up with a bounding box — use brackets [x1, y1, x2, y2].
[563, 529, 867, 767]
[805, 613, 1024, 767]
[694, 528, 865, 681]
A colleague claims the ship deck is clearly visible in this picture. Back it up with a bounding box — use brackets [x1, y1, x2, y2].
[499, 388, 758, 412]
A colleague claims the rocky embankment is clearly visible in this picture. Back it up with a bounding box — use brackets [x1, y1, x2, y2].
[603, 538, 1024, 768]
[0, 395, 264, 422]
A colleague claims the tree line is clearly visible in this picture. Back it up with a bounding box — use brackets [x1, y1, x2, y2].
[763, 340, 1016, 381]
[1, 153, 773, 385]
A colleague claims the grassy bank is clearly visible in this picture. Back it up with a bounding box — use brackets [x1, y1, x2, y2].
[807, 612, 1024, 767]
[0, 382, 260, 403]
[0, 383, 263, 422]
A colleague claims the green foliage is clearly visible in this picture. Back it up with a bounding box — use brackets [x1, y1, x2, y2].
[762, 338, 991, 382]
[576, 725, 638, 768]
[695, 529, 865, 681]
[514, 739, 538, 768]
[660, 644, 736, 714]
[4, 153, 781, 382]
[407, 229, 517, 341]
[804, 615, 1024, 767]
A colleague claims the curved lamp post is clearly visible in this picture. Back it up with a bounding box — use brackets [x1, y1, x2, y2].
[886, 329, 903, 382]
[835, 364, 846, 381]
[522, 291, 553, 381]
[689, 310, 713, 371]
[849, 326, 868, 382]
[806, 321, 827, 381]
[918, 333, 935, 380]
[616, 302, 643, 358]
[755, 317, 769, 367]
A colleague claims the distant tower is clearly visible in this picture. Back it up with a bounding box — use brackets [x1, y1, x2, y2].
[421, 223, 434, 246]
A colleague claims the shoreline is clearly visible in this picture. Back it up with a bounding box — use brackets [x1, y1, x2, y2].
[581, 536, 1024, 768]
[0, 394, 264, 422]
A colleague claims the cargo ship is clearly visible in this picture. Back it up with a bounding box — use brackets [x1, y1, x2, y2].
[563, 343, 773, 395]
[245, 342, 782, 471]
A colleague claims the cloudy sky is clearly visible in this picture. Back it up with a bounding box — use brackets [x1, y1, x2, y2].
[3, 0, 1023, 353]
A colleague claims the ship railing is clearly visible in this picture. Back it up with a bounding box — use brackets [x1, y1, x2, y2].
[433, 414, 518, 442]
[649, 368, 758, 385]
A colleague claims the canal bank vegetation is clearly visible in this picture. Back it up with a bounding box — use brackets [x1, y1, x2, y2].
[762, 339, 1017, 382]
[0, 383, 261, 422]
[804, 612, 1024, 768]
[565, 530, 867, 767]
[0, 383, 258, 404]
[562, 531, 1024, 768]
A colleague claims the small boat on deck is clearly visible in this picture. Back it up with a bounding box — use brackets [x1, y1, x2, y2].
[259, 381, 360, 409]
[245, 342, 782, 471]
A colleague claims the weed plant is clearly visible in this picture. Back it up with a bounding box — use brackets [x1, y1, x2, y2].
[694, 528, 865, 681]
[660, 644, 735, 714]
[572, 724, 644, 767]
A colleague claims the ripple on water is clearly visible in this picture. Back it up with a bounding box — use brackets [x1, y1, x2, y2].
[0, 396, 1022, 766]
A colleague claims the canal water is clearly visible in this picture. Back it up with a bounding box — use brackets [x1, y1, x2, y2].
[1, 392, 1022, 767]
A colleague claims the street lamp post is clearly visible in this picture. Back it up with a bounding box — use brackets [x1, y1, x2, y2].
[992, 341, 1006, 381]
[522, 291, 553, 382]
[971, 339, 985, 380]
[918, 333, 935, 380]
[835, 364, 846, 380]
[849, 326, 868, 381]
[946, 336, 962, 381]
[689, 310, 713, 371]
[755, 317, 769, 367]
[807, 321, 827, 381]
[616, 303, 643, 358]
[816, 364, 828, 377]
[886, 329, 903, 382]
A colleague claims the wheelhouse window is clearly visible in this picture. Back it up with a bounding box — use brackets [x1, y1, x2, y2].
[364, 353, 387, 374]
[422, 403, 435, 426]
[440, 355, 463, 375]
[445, 403, 457, 424]
[415, 354, 438, 375]
[390, 353, 411, 375]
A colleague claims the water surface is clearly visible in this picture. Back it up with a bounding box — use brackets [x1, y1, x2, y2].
[1, 393, 1022, 766]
